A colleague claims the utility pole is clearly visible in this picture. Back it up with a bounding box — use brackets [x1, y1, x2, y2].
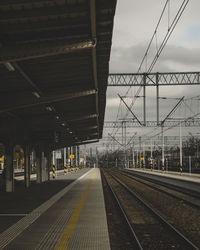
[122, 121, 127, 168]
[189, 156, 191, 176]
[143, 143, 145, 168]
[156, 73, 159, 126]
[161, 125, 165, 172]
[139, 136, 142, 168]
[124, 121, 127, 168]
[143, 74, 146, 126]
[132, 144, 135, 168]
[150, 139, 153, 171]
[115, 157, 118, 168]
[180, 122, 183, 175]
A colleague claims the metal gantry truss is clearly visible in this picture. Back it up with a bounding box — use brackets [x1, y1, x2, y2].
[104, 119, 200, 128]
[108, 72, 200, 86]
[108, 72, 200, 125]
[101, 135, 200, 149]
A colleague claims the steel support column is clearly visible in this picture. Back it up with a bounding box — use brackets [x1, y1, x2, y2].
[41, 151, 47, 182]
[5, 144, 14, 192]
[36, 149, 42, 183]
[46, 151, 51, 181]
[64, 147, 67, 175]
[24, 145, 31, 188]
[77, 146, 80, 168]
[70, 147, 72, 168]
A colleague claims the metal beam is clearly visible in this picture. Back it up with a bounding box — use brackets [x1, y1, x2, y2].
[118, 94, 143, 126]
[0, 89, 97, 114]
[161, 97, 184, 125]
[108, 133, 123, 146]
[12, 62, 42, 95]
[0, 40, 96, 63]
[108, 72, 200, 86]
[101, 135, 200, 141]
[0, 3, 87, 20]
[69, 114, 98, 122]
[77, 126, 98, 131]
[90, 0, 99, 138]
[76, 139, 99, 146]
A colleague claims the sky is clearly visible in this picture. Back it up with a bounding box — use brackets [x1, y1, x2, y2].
[101, 0, 200, 140]
[86, 0, 200, 152]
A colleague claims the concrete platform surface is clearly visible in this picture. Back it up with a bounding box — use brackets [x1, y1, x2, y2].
[126, 168, 200, 182]
[125, 168, 200, 193]
[0, 168, 110, 250]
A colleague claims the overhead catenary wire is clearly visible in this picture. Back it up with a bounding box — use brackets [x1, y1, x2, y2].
[108, 94, 200, 151]
[125, 0, 190, 111]
[109, 0, 190, 143]
[110, 0, 172, 139]
[115, 0, 170, 116]
[148, 0, 189, 72]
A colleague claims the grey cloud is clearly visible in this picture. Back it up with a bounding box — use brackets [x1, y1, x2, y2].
[160, 46, 200, 67]
[110, 44, 200, 73]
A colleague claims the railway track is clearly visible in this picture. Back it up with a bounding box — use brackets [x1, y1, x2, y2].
[121, 170, 200, 209]
[101, 169, 142, 250]
[102, 169, 199, 250]
[124, 169, 200, 198]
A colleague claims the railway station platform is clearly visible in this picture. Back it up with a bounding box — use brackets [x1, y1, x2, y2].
[125, 168, 200, 193]
[0, 168, 110, 250]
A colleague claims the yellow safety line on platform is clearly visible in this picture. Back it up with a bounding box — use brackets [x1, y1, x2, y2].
[56, 171, 96, 250]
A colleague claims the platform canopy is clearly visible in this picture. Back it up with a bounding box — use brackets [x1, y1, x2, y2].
[0, 0, 116, 149]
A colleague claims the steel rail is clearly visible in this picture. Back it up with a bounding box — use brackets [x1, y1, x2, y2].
[101, 170, 143, 250]
[121, 170, 200, 210]
[109, 171, 199, 250]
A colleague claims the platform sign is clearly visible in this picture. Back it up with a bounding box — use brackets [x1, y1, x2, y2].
[69, 154, 75, 159]
[55, 151, 62, 159]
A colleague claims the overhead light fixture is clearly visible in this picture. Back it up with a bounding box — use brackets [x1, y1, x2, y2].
[69, 131, 72, 134]
[55, 116, 59, 120]
[46, 106, 53, 112]
[4, 62, 15, 72]
[32, 91, 41, 98]
[61, 123, 66, 126]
